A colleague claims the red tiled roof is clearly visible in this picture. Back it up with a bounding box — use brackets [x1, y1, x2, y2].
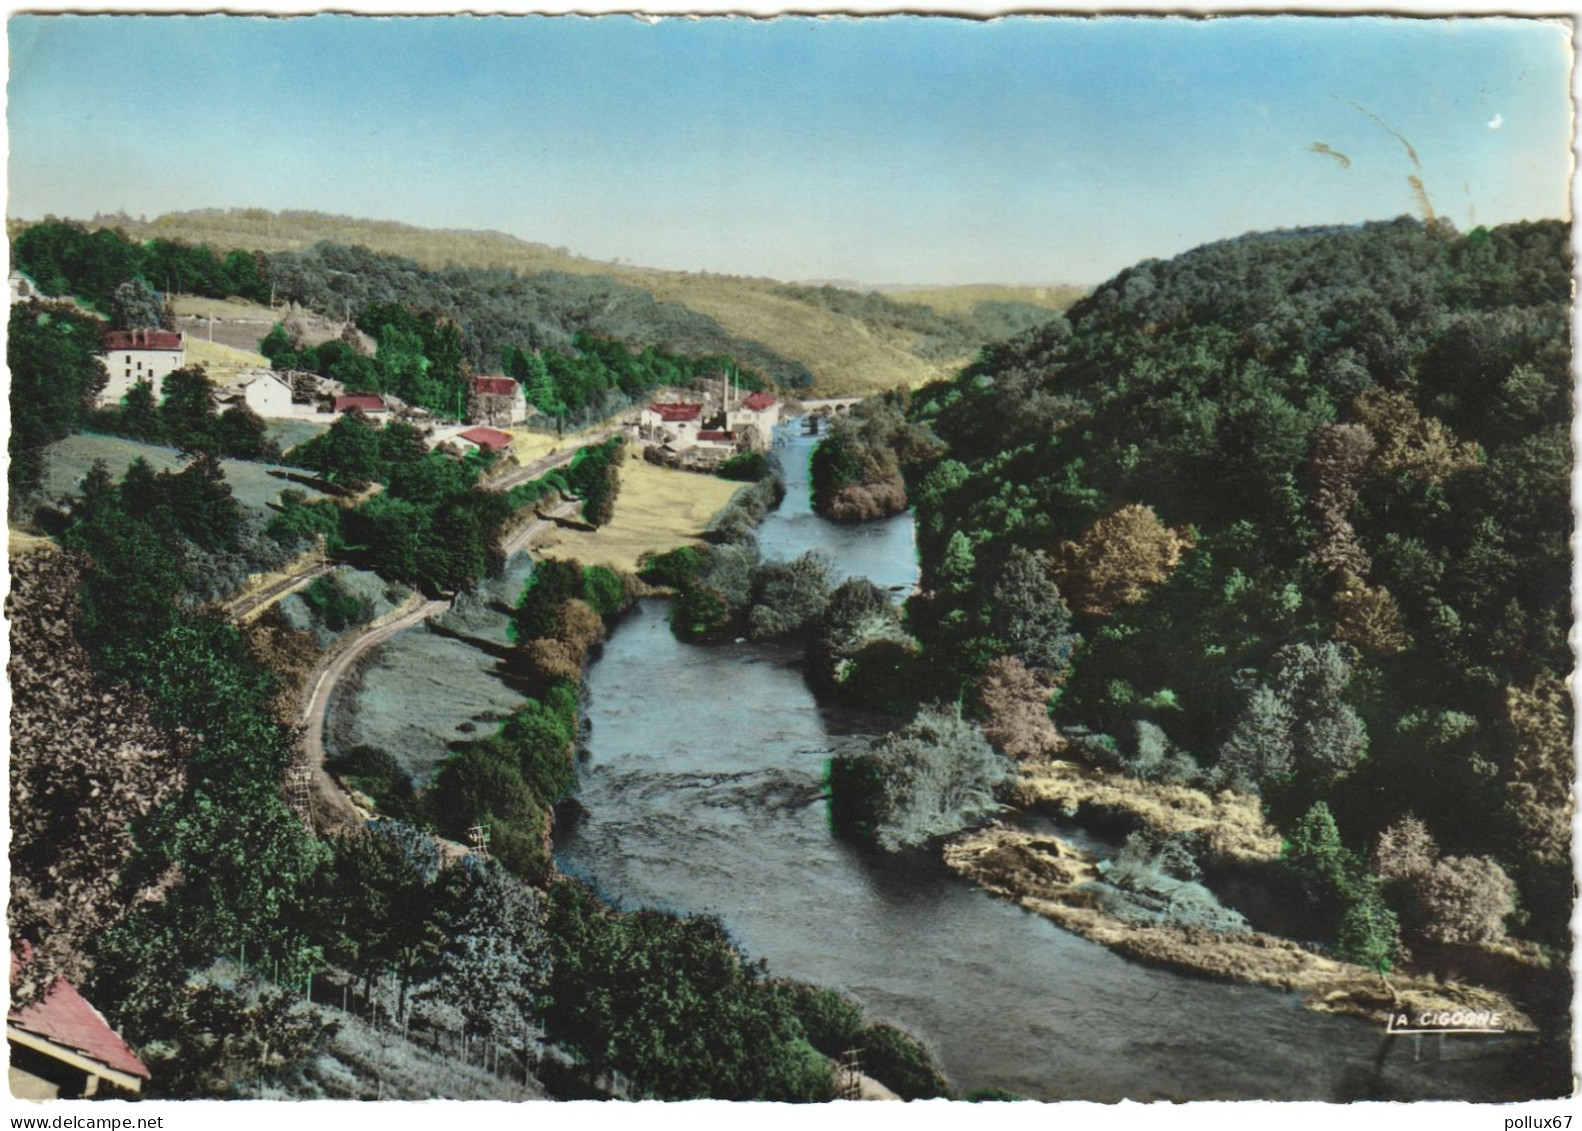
[102, 329, 182, 353]
[459, 426, 514, 452]
[9, 944, 150, 1081]
[473, 377, 520, 397]
[697, 430, 737, 442]
[334, 394, 387, 413]
[742, 392, 777, 411]
[648, 403, 702, 423]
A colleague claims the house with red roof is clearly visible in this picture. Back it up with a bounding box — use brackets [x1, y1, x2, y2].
[639, 402, 706, 448]
[453, 426, 515, 457]
[726, 389, 780, 440]
[9, 944, 150, 1098]
[97, 328, 185, 408]
[469, 376, 528, 426]
[333, 393, 390, 416]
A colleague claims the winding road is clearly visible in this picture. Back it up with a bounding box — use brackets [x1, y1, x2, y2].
[296, 498, 580, 832]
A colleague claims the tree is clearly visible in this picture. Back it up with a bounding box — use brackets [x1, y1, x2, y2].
[426, 862, 550, 1043]
[8, 302, 108, 507]
[313, 409, 384, 487]
[1051, 504, 1195, 618]
[110, 278, 164, 330]
[160, 367, 221, 454]
[8, 551, 185, 1003]
[120, 379, 166, 441]
[1502, 672, 1572, 868]
[1352, 387, 1480, 486]
[989, 546, 1080, 677]
[833, 705, 1012, 852]
[747, 552, 832, 640]
[975, 656, 1063, 762]
[1416, 856, 1517, 945]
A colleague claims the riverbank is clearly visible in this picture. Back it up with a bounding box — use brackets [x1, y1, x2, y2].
[942, 759, 1544, 1033]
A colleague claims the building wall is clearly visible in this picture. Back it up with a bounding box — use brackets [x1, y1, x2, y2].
[99, 348, 184, 407]
[244, 378, 294, 417]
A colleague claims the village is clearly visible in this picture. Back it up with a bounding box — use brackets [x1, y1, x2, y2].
[86, 304, 786, 474]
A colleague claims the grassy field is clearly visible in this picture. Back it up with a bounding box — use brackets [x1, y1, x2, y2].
[185, 334, 271, 383]
[880, 282, 1089, 315]
[41, 433, 330, 514]
[116, 211, 1083, 398]
[531, 457, 739, 574]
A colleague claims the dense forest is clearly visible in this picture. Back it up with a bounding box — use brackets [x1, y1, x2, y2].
[887, 217, 1571, 961]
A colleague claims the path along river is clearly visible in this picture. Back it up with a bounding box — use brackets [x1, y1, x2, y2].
[338, 421, 1560, 1101]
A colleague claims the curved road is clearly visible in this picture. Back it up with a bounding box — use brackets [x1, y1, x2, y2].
[298, 499, 579, 832]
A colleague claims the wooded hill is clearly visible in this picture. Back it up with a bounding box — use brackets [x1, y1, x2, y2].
[40, 209, 1079, 396]
[902, 216, 1573, 957]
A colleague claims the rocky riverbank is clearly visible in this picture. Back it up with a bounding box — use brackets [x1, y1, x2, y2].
[944, 822, 1537, 1031]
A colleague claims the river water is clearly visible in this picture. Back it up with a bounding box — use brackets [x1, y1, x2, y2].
[553, 423, 1561, 1102]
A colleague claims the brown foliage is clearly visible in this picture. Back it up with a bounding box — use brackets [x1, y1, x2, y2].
[976, 657, 1065, 762]
[555, 598, 606, 654]
[825, 472, 909, 523]
[1332, 573, 1411, 655]
[521, 637, 583, 684]
[1417, 856, 1517, 945]
[1308, 423, 1375, 576]
[1502, 672, 1573, 867]
[1352, 388, 1479, 486]
[1372, 815, 1438, 882]
[243, 606, 322, 721]
[8, 551, 185, 1003]
[1050, 503, 1194, 618]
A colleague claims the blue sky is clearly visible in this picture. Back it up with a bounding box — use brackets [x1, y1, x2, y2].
[7, 15, 1573, 285]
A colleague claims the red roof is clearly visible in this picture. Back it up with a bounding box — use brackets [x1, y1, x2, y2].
[102, 329, 182, 353]
[459, 426, 514, 452]
[742, 392, 777, 411]
[648, 403, 702, 423]
[473, 377, 520, 397]
[9, 944, 150, 1081]
[334, 394, 387, 413]
[697, 430, 737, 442]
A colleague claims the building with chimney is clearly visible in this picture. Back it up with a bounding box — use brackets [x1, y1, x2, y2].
[98, 329, 185, 407]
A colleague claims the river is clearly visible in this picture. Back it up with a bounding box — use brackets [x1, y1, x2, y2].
[553, 422, 1560, 1102]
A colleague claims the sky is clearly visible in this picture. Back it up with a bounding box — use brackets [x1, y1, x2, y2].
[6, 14, 1574, 286]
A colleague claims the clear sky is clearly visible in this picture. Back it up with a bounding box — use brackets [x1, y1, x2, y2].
[6, 14, 1573, 286]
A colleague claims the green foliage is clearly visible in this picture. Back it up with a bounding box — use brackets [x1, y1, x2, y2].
[542, 881, 834, 1101]
[672, 584, 732, 643]
[638, 544, 707, 590]
[856, 1023, 950, 1100]
[325, 745, 421, 822]
[8, 302, 107, 508]
[110, 277, 165, 330]
[746, 552, 833, 640]
[581, 564, 629, 615]
[301, 573, 375, 632]
[716, 450, 769, 481]
[564, 437, 625, 527]
[829, 704, 1013, 852]
[809, 391, 941, 520]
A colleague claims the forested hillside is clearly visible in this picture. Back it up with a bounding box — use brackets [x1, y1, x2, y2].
[16, 209, 1081, 395]
[904, 217, 1572, 954]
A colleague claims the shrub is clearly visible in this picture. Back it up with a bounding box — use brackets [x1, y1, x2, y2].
[831, 705, 1012, 852]
[716, 450, 769, 482]
[581, 564, 629, 615]
[746, 552, 832, 640]
[857, 1024, 949, 1100]
[638, 544, 707, 590]
[1417, 856, 1517, 945]
[326, 744, 420, 821]
[671, 585, 731, 642]
[301, 573, 375, 632]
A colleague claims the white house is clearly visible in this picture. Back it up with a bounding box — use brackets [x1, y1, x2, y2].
[98, 329, 185, 407]
[469, 376, 528, 426]
[726, 391, 781, 438]
[240, 371, 295, 417]
[640, 402, 704, 449]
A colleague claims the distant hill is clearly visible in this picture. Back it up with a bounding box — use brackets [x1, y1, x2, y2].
[91, 209, 1084, 396]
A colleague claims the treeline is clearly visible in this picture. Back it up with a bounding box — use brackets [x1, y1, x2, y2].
[270, 410, 511, 594]
[89, 366, 278, 460]
[771, 282, 1055, 361]
[8, 303, 108, 511]
[12, 219, 271, 310]
[899, 216, 1572, 963]
[809, 391, 942, 521]
[12, 220, 809, 391]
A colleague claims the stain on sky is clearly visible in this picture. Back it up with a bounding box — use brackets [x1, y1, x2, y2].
[1308, 142, 1352, 169]
[1335, 96, 1436, 223]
